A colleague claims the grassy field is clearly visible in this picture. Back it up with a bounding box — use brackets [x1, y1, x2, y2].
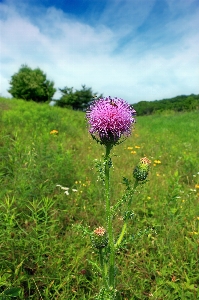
[0, 97, 199, 299]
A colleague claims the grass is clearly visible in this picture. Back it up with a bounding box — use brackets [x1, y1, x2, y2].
[0, 97, 199, 299]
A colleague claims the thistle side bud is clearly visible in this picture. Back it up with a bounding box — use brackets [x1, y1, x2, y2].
[133, 157, 151, 181]
[91, 226, 108, 249]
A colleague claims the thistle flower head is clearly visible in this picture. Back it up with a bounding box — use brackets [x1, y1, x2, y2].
[86, 96, 136, 146]
[133, 157, 151, 181]
[91, 226, 108, 249]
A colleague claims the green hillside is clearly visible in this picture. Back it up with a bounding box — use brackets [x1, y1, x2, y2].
[133, 94, 199, 115]
[0, 97, 199, 299]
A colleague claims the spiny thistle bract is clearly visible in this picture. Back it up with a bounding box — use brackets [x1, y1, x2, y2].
[95, 287, 117, 300]
[133, 157, 151, 181]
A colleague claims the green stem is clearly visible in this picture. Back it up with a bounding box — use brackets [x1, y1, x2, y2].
[115, 179, 139, 248]
[127, 180, 139, 207]
[104, 145, 115, 289]
[99, 248, 109, 290]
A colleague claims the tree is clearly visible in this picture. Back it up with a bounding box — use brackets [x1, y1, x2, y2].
[56, 85, 102, 110]
[8, 64, 56, 102]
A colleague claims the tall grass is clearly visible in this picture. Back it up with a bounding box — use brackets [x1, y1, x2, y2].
[0, 97, 199, 299]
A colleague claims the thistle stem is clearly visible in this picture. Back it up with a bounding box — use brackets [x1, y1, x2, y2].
[115, 180, 139, 248]
[104, 145, 115, 289]
[99, 248, 109, 290]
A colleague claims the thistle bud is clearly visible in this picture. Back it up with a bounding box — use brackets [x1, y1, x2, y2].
[91, 226, 108, 249]
[133, 157, 151, 181]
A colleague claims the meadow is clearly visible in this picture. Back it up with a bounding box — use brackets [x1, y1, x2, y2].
[0, 97, 199, 299]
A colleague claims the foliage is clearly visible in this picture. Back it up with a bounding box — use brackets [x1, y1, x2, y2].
[8, 65, 56, 102]
[133, 94, 199, 116]
[55, 85, 102, 110]
[0, 97, 199, 299]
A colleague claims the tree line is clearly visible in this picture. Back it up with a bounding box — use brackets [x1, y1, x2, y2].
[8, 64, 102, 110]
[8, 64, 199, 114]
[132, 94, 199, 115]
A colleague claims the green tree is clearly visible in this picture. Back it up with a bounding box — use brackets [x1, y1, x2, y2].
[56, 85, 102, 110]
[8, 65, 56, 102]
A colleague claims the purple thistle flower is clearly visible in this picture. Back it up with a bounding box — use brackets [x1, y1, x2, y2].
[86, 96, 136, 146]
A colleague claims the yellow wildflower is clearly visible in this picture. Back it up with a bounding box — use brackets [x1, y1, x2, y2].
[135, 145, 140, 149]
[195, 184, 199, 189]
[127, 146, 133, 150]
[131, 151, 136, 154]
[154, 160, 161, 164]
[50, 129, 58, 135]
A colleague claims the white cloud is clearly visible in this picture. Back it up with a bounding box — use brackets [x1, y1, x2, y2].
[0, 0, 199, 103]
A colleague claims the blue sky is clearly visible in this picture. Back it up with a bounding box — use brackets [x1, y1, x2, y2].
[0, 0, 199, 103]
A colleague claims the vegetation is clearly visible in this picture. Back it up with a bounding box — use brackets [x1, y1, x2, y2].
[0, 96, 199, 299]
[8, 64, 198, 114]
[133, 94, 199, 116]
[8, 65, 56, 103]
[55, 85, 102, 110]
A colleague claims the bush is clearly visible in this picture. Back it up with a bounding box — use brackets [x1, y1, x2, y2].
[8, 64, 56, 102]
[56, 85, 102, 110]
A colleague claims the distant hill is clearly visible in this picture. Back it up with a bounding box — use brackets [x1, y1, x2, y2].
[132, 94, 199, 116]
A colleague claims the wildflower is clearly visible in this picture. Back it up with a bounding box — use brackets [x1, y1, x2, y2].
[91, 226, 108, 249]
[135, 146, 140, 149]
[195, 184, 199, 189]
[154, 160, 161, 164]
[86, 96, 136, 146]
[50, 129, 58, 135]
[131, 151, 136, 154]
[56, 184, 70, 195]
[127, 146, 133, 150]
[133, 157, 151, 181]
[56, 184, 69, 191]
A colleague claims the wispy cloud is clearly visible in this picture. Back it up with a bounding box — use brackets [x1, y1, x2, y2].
[0, 0, 199, 103]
